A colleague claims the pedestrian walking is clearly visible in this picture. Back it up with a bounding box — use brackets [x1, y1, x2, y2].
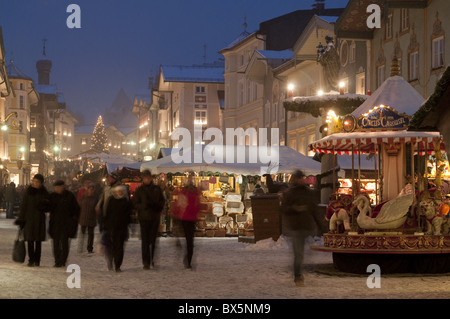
[280, 170, 323, 287]
[132, 169, 165, 269]
[170, 171, 202, 269]
[78, 182, 98, 253]
[96, 174, 120, 233]
[14, 174, 50, 267]
[5, 182, 16, 218]
[48, 180, 80, 267]
[103, 184, 132, 272]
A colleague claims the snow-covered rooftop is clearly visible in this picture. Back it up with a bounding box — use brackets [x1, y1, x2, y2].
[6, 61, 32, 80]
[161, 65, 224, 83]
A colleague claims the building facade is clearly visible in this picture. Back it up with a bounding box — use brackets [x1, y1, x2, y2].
[335, 0, 450, 99]
[153, 63, 224, 150]
[6, 61, 38, 185]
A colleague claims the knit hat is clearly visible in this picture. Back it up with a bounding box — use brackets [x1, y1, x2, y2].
[53, 180, 65, 186]
[141, 169, 152, 177]
[33, 174, 44, 184]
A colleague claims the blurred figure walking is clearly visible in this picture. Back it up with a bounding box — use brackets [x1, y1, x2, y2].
[103, 184, 132, 272]
[280, 170, 323, 286]
[133, 170, 165, 270]
[170, 172, 201, 269]
[49, 180, 80, 267]
[14, 174, 50, 267]
[78, 182, 98, 253]
[5, 182, 16, 219]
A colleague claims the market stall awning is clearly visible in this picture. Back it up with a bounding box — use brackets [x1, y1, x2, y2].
[140, 145, 322, 176]
[309, 130, 446, 155]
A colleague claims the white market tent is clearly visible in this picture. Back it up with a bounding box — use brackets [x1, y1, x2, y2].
[140, 145, 322, 176]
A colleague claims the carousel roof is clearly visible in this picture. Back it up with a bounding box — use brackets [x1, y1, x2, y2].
[309, 130, 446, 155]
[351, 76, 425, 118]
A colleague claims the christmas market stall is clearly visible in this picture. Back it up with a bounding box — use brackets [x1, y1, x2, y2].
[140, 145, 322, 240]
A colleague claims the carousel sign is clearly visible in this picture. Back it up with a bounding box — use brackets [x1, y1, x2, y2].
[357, 105, 410, 131]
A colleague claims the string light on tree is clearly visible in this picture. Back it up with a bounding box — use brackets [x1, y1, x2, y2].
[91, 116, 109, 154]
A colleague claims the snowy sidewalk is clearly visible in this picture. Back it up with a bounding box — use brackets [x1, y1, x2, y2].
[1, 215, 450, 299]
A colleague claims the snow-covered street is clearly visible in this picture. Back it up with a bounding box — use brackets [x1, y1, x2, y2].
[1, 213, 450, 300]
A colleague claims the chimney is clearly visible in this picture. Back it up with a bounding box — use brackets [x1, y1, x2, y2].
[312, 0, 325, 11]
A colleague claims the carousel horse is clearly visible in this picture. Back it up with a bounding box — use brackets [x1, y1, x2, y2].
[419, 199, 446, 235]
[326, 193, 353, 233]
[354, 184, 414, 230]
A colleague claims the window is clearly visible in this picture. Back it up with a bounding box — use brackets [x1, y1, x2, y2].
[349, 41, 356, 64]
[432, 37, 444, 69]
[30, 138, 36, 152]
[299, 136, 306, 155]
[385, 12, 393, 40]
[81, 138, 87, 145]
[377, 65, 385, 87]
[195, 86, 206, 94]
[308, 134, 316, 157]
[195, 111, 207, 126]
[239, 83, 244, 106]
[246, 81, 251, 104]
[19, 83, 24, 90]
[409, 51, 419, 81]
[30, 116, 36, 128]
[19, 96, 24, 108]
[400, 9, 409, 33]
[356, 73, 366, 95]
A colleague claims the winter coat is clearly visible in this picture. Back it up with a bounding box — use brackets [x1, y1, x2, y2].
[48, 190, 81, 239]
[4, 184, 16, 202]
[280, 184, 322, 234]
[16, 186, 50, 241]
[132, 182, 165, 221]
[104, 195, 132, 241]
[170, 185, 202, 222]
[79, 193, 99, 227]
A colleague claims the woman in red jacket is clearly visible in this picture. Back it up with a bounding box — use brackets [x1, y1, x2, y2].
[170, 172, 201, 269]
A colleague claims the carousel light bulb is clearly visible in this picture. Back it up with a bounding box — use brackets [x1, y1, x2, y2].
[339, 81, 345, 88]
[318, 90, 324, 96]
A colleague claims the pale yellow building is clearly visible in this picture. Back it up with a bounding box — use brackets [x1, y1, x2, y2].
[6, 60, 38, 185]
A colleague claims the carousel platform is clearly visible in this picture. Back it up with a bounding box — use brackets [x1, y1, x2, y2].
[311, 233, 450, 274]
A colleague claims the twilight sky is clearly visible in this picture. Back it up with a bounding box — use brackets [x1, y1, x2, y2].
[0, 0, 349, 125]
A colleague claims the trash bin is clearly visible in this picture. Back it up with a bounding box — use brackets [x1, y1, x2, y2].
[250, 194, 281, 242]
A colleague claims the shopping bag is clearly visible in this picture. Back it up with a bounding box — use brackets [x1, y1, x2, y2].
[12, 229, 26, 263]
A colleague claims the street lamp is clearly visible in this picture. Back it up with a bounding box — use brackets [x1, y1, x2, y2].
[287, 83, 294, 97]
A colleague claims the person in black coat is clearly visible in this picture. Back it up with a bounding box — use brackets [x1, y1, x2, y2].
[132, 170, 165, 270]
[280, 170, 323, 287]
[48, 180, 81, 267]
[15, 174, 50, 267]
[103, 184, 132, 272]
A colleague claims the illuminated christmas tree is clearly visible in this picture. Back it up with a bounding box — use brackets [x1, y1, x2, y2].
[91, 116, 109, 153]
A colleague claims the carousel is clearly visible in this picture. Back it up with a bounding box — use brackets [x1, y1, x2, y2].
[309, 82, 450, 273]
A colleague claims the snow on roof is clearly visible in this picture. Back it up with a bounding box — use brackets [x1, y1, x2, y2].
[221, 31, 255, 51]
[352, 76, 425, 118]
[6, 62, 32, 80]
[288, 91, 369, 103]
[256, 50, 293, 60]
[161, 65, 224, 83]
